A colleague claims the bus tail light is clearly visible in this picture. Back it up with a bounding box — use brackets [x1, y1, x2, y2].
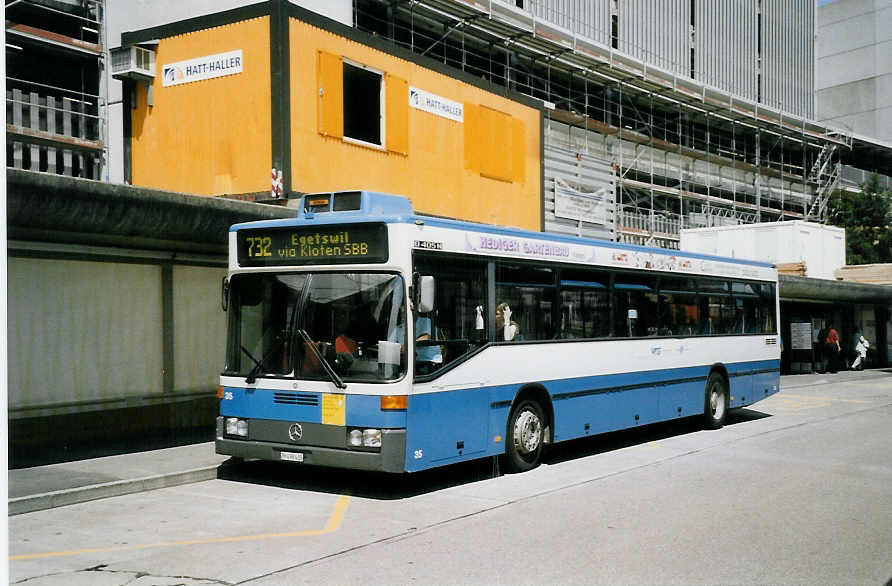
[217, 385, 225, 399]
[380, 395, 407, 410]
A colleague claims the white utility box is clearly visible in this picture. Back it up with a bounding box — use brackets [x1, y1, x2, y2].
[111, 46, 156, 81]
[680, 221, 846, 280]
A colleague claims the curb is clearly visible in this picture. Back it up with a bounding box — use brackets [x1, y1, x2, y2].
[9, 466, 220, 516]
[780, 370, 890, 390]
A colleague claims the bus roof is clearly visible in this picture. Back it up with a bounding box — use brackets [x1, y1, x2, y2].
[231, 190, 775, 270]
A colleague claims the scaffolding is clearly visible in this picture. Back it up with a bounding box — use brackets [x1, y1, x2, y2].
[5, 0, 106, 179]
[354, 0, 853, 245]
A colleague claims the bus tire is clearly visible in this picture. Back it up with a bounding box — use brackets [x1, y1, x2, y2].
[504, 399, 546, 473]
[703, 372, 728, 430]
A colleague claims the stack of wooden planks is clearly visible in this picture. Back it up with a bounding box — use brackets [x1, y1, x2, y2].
[777, 261, 807, 277]
[834, 264, 892, 285]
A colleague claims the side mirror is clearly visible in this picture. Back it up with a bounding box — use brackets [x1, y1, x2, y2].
[221, 277, 230, 312]
[416, 275, 435, 313]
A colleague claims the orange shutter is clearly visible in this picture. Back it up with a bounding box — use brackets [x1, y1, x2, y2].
[480, 106, 513, 182]
[463, 103, 481, 173]
[512, 117, 525, 184]
[386, 74, 409, 155]
[317, 51, 343, 138]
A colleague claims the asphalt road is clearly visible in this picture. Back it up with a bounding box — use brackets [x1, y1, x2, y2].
[9, 371, 892, 585]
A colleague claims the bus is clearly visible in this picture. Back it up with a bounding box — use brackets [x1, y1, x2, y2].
[217, 190, 780, 473]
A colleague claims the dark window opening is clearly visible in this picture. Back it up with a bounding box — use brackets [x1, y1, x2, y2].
[757, 1, 763, 103]
[343, 62, 382, 145]
[611, 14, 618, 49]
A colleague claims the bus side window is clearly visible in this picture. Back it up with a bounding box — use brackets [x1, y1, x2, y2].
[558, 268, 610, 339]
[758, 283, 777, 333]
[614, 274, 658, 337]
[412, 254, 488, 372]
[496, 263, 556, 341]
[657, 277, 697, 336]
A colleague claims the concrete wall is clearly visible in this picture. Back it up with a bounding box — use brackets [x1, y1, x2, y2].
[7, 253, 225, 415]
[816, 0, 892, 141]
[6, 170, 293, 461]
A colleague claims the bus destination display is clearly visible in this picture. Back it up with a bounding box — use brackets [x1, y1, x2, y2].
[237, 223, 388, 266]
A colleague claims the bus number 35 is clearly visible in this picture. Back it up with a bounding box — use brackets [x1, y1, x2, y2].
[246, 236, 272, 257]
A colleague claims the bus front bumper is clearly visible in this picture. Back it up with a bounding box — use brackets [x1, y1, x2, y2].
[215, 418, 406, 473]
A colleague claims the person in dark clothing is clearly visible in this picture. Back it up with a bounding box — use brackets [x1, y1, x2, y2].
[825, 324, 841, 373]
[816, 326, 828, 372]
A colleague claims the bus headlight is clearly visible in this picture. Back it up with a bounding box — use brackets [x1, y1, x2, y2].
[362, 428, 382, 448]
[347, 428, 382, 448]
[225, 417, 249, 437]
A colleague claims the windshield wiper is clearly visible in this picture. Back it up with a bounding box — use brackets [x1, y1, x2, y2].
[296, 329, 347, 390]
[242, 331, 288, 384]
[240, 345, 268, 384]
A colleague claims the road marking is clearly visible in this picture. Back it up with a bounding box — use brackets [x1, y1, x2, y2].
[10, 494, 350, 561]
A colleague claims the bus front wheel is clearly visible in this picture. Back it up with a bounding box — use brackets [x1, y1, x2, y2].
[703, 372, 728, 429]
[504, 400, 545, 473]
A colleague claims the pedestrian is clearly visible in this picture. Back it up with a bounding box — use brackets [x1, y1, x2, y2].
[824, 323, 841, 373]
[852, 335, 870, 370]
[816, 324, 828, 373]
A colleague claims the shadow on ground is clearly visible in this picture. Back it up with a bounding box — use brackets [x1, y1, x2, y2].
[10, 427, 215, 469]
[217, 408, 771, 500]
[10, 397, 218, 469]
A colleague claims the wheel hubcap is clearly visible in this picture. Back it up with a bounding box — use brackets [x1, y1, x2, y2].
[513, 409, 542, 455]
[710, 388, 725, 419]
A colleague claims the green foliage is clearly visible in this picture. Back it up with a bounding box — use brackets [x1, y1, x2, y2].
[829, 174, 892, 264]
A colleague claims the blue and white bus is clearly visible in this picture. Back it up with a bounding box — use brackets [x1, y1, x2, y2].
[217, 191, 780, 473]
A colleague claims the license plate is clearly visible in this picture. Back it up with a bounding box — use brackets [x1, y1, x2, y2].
[280, 451, 304, 463]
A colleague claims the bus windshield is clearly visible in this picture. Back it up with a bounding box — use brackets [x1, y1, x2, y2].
[224, 272, 407, 383]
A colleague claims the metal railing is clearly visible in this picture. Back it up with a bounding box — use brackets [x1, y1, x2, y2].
[617, 205, 759, 242]
[6, 78, 104, 178]
[617, 209, 683, 237]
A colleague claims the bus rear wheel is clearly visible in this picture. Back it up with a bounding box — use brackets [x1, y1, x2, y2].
[703, 372, 728, 429]
[504, 400, 545, 473]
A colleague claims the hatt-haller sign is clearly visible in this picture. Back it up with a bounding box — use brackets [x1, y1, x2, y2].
[408, 86, 464, 122]
[161, 50, 243, 87]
